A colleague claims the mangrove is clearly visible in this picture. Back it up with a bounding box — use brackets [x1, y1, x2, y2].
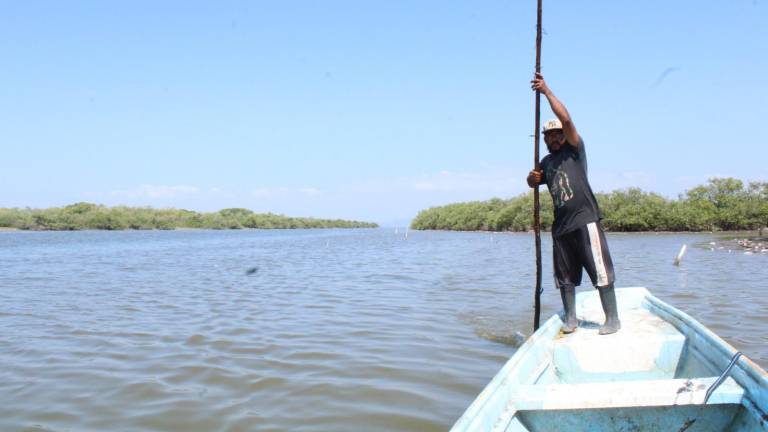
[411, 177, 768, 233]
[0, 203, 378, 231]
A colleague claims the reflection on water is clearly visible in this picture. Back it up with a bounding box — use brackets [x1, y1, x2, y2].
[0, 229, 765, 431]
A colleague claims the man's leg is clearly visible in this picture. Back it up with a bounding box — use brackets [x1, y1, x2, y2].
[559, 286, 578, 333]
[597, 284, 621, 335]
[578, 222, 620, 335]
[553, 233, 582, 333]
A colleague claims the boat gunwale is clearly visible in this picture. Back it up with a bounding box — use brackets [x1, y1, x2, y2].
[449, 314, 563, 431]
[450, 287, 768, 431]
[643, 292, 768, 420]
[644, 293, 768, 383]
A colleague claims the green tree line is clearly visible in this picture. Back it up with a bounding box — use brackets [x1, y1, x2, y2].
[411, 178, 768, 232]
[0, 203, 378, 231]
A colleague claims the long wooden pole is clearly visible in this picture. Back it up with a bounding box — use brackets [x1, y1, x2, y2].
[533, 0, 543, 331]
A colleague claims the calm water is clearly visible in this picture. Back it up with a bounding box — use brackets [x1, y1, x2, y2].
[1, 229, 766, 431]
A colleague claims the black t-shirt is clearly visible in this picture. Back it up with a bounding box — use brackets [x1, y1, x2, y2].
[540, 139, 601, 237]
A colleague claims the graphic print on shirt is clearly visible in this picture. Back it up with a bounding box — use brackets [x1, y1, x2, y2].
[546, 167, 574, 208]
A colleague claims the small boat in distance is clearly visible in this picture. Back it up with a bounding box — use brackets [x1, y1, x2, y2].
[451, 287, 768, 431]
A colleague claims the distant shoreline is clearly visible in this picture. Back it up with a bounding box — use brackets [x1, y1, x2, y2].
[0, 226, 380, 233]
[2, 227, 763, 235]
[0, 202, 378, 231]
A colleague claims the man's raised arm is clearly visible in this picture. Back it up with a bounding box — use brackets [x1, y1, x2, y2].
[530, 73, 581, 148]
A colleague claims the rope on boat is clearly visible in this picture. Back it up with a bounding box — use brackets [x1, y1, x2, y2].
[704, 351, 742, 404]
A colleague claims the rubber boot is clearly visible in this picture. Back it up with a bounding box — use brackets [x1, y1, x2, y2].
[597, 285, 621, 335]
[560, 287, 579, 333]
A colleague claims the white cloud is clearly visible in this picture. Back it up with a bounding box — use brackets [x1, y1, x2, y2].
[250, 188, 276, 198]
[590, 171, 657, 194]
[337, 167, 530, 205]
[99, 169, 531, 225]
[250, 187, 323, 198]
[296, 187, 322, 196]
[410, 169, 521, 194]
[589, 172, 759, 198]
[110, 184, 200, 199]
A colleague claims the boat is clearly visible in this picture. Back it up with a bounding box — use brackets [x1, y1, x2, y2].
[451, 287, 768, 431]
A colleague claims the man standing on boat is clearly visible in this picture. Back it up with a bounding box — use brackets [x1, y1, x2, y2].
[526, 73, 621, 335]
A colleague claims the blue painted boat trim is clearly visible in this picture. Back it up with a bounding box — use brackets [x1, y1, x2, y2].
[450, 287, 768, 432]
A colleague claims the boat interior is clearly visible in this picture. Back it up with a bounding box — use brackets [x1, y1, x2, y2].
[454, 288, 768, 432]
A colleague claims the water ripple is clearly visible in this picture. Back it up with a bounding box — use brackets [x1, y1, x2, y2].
[0, 229, 765, 431]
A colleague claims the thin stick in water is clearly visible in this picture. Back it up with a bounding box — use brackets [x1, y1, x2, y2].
[673, 244, 687, 266]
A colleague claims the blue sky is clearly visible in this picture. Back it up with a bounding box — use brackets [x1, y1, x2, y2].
[1, 1, 766, 226]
